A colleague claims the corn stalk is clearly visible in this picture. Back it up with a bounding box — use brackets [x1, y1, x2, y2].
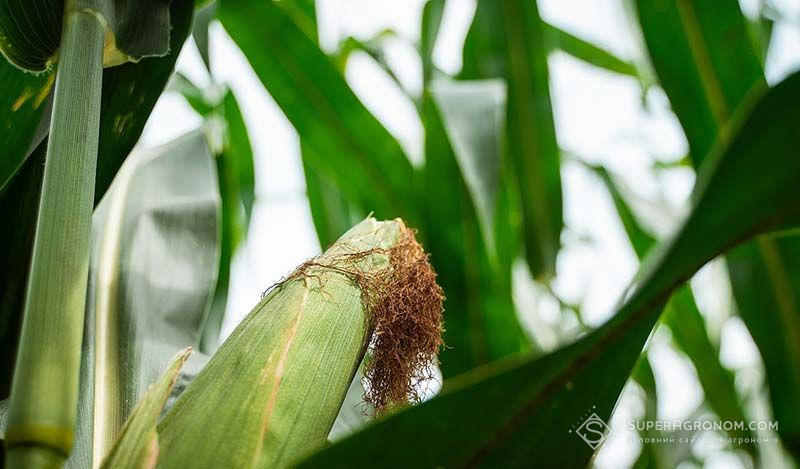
[4, 2, 105, 467]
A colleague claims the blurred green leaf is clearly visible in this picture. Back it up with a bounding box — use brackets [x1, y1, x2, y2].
[635, 0, 764, 166]
[461, 0, 562, 281]
[94, 1, 195, 205]
[423, 80, 529, 377]
[0, 141, 46, 400]
[595, 165, 756, 453]
[421, 0, 445, 84]
[631, 359, 663, 469]
[171, 72, 216, 116]
[0, 0, 194, 402]
[0, 63, 53, 192]
[636, 0, 800, 457]
[304, 154, 361, 249]
[193, 2, 218, 72]
[200, 90, 257, 352]
[70, 129, 220, 467]
[728, 238, 800, 458]
[279, 0, 363, 250]
[301, 71, 800, 468]
[219, 0, 418, 224]
[542, 22, 642, 80]
[0, 0, 173, 72]
[99, 348, 191, 469]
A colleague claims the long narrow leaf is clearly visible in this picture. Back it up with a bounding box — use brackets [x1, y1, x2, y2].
[595, 165, 755, 454]
[461, 0, 562, 281]
[219, 0, 418, 224]
[424, 80, 529, 376]
[636, 0, 800, 456]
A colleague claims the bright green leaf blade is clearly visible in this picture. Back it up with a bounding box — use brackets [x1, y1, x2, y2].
[0, 62, 53, 192]
[199, 89, 257, 352]
[99, 348, 191, 469]
[461, 0, 562, 281]
[157, 218, 407, 468]
[422, 88, 529, 377]
[664, 290, 754, 447]
[592, 166, 655, 259]
[301, 71, 800, 468]
[635, 0, 764, 166]
[542, 22, 641, 79]
[727, 239, 800, 458]
[218, 0, 417, 224]
[171, 72, 216, 117]
[421, 0, 445, 84]
[0, 0, 173, 71]
[222, 90, 255, 229]
[636, 0, 800, 457]
[631, 359, 663, 468]
[282, 0, 360, 251]
[69, 129, 220, 468]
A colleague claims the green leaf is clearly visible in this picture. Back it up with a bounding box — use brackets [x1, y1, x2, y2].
[199, 89, 257, 352]
[636, 0, 800, 457]
[280, 0, 361, 251]
[304, 155, 361, 249]
[300, 71, 800, 468]
[595, 165, 756, 453]
[461, 0, 562, 281]
[94, 1, 195, 202]
[0, 141, 46, 400]
[218, 0, 418, 224]
[421, 0, 445, 84]
[0, 0, 194, 402]
[631, 359, 663, 468]
[0, 0, 174, 72]
[0, 62, 53, 192]
[635, 0, 764, 166]
[157, 218, 411, 468]
[171, 72, 216, 116]
[68, 129, 220, 468]
[192, 2, 218, 72]
[542, 22, 642, 80]
[422, 82, 529, 377]
[99, 348, 191, 469]
[727, 238, 800, 458]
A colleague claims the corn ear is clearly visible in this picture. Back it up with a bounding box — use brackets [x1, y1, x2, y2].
[155, 217, 442, 468]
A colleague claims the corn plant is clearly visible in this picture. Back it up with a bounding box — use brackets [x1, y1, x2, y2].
[1, 0, 799, 468]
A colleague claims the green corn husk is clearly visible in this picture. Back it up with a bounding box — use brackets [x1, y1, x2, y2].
[99, 348, 192, 469]
[154, 217, 442, 468]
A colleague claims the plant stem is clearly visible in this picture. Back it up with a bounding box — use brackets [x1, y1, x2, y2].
[5, 5, 105, 468]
